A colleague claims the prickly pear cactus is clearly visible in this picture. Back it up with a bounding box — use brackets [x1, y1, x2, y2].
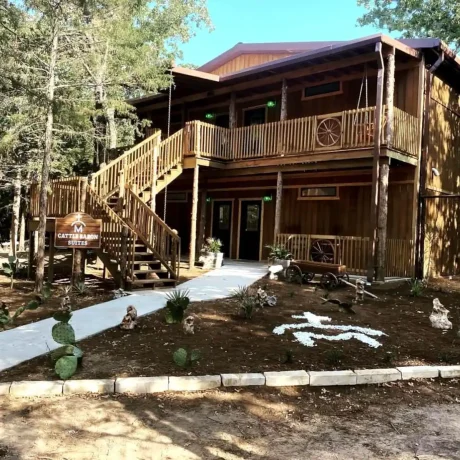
[173, 348, 188, 367]
[55, 355, 78, 379]
[53, 310, 73, 323]
[51, 345, 83, 362]
[190, 350, 201, 363]
[52, 322, 75, 345]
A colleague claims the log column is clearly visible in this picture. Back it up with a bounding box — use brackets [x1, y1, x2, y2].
[197, 190, 207, 256]
[229, 92, 236, 129]
[367, 43, 385, 282]
[274, 78, 288, 240]
[189, 164, 200, 268]
[375, 48, 395, 281]
[71, 177, 88, 286]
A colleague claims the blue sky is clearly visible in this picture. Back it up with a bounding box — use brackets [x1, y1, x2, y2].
[180, 0, 387, 67]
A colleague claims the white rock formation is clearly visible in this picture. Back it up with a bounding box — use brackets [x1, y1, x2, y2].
[429, 298, 452, 330]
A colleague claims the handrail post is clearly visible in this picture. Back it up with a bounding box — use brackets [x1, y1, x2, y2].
[194, 122, 201, 158]
[151, 138, 159, 212]
[119, 226, 128, 289]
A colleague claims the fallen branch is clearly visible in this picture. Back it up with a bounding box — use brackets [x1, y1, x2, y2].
[341, 279, 379, 299]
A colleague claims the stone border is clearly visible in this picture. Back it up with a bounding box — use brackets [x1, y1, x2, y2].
[1, 365, 460, 398]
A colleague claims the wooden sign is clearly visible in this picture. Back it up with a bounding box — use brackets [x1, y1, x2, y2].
[55, 212, 102, 249]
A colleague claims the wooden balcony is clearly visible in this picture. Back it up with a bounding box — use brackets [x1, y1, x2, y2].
[185, 106, 420, 165]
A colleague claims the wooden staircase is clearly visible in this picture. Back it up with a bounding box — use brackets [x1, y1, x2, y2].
[85, 129, 186, 289]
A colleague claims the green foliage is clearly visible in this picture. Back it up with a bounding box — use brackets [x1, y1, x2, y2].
[240, 296, 256, 319]
[202, 237, 223, 253]
[52, 322, 76, 345]
[324, 349, 344, 366]
[1, 256, 21, 289]
[72, 281, 88, 296]
[265, 245, 292, 261]
[165, 290, 191, 324]
[55, 355, 79, 380]
[51, 345, 83, 362]
[230, 286, 251, 302]
[281, 349, 294, 364]
[173, 347, 201, 367]
[357, 0, 460, 51]
[408, 278, 426, 297]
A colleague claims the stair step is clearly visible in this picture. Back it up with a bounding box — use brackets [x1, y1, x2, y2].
[134, 252, 159, 256]
[132, 278, 177, 286]
[132, 269, 166, 275]
[132, 259, 161, 266]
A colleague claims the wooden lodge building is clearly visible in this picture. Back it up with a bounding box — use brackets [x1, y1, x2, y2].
[30, 34, 460, 288]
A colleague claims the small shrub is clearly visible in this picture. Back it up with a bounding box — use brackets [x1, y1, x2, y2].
[58, 285, 72, 297]
[324, 349, 343, 366]
[230, 286, 251, 303]
[408, 278, 426, 297]
[281, 349, 294, 364]
[173, 347, 201, 367]
[51, 304, 82, 379]
[73, 281, 88, 296]
[202, 237, 223, 254]
[265, 244, 292, 261]
[439, 351, 458, 364]
[240, 296, 256, 319]
[165, 289, 191, 324]
[1, 256, 22, 289]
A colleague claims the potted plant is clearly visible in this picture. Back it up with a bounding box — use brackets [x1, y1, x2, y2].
[266, 244, 292, 268]
[199, 237, 224, 269]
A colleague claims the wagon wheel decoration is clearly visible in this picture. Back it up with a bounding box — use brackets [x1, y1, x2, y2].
[310, 239, 335, 263]
[316, 118, 342, 147]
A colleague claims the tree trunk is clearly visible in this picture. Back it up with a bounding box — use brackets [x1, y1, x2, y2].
[106, 107, 117, 162]
[19, 210, 25, 253]
[92, 84, 106, 169]
[35, 32, 58, 293]
[10, 171, 21, 257]
[189, 164, 199, 268]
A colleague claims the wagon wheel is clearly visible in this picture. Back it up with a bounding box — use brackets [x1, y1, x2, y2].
[285, 265, 303, 285]
[303, 272, 315, 283]
[339, 273, 350, 287]
[316, 118, 342, 147]
[320, 272, 338, 290]
[310, 239, 335, 263]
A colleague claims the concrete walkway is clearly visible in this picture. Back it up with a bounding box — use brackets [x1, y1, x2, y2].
[0, 261, 267, 373]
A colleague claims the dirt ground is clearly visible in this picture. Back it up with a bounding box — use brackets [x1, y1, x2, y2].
[2, 277, 460, 382]
[0, 274, 115, 328]
[1, 381, 460, 459]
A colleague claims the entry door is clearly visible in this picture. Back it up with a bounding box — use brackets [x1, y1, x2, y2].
[239, 200, 262, 260]
[212, 201, 232, 258]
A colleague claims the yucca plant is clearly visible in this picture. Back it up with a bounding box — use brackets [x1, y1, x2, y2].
[230, 285, 251, 302]
[1, 256, 21, 289]
[165, 289, 191, 324]
[408, 278, 426, 297]
[72, 281, 88, 296]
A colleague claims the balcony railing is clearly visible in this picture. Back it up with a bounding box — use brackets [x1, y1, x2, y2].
[186, 106, 419, 161]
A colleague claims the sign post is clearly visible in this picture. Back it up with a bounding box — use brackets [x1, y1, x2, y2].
[55, 212, 102, 284]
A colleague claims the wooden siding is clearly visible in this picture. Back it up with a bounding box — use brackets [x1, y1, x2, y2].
[209, 53, 292, 76]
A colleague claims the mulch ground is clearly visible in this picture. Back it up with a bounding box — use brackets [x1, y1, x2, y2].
[1, 275, 460, 382]
[0, 274, 115, 328]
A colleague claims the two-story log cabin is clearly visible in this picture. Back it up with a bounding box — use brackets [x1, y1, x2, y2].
[30, 34, 460, 288]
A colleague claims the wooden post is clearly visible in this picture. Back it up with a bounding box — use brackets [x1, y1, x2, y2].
[385, 48, 395, 147]
[189, 164, 200, 268]
[367, 43, 385, 282]
[71, 177, 88, 286]
[27, 230, 35, 279]
[150, 141, 159, 212]
[119, 226, 128, 289]
[280, 79, 288, 121]
[376, 157, 390, 281]
[274, 172, 283, 241]
[229, 92, 236, 129]
[194, 122, 201, 157]
[197, 190, 207, 255]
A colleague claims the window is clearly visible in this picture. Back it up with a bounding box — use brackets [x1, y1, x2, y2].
[302, 81, 342, 101]
[246, 204, 260, 231]
[298, 187, 339, 200]
[167, 192, 188, 203]
[218, 204, 231, 230]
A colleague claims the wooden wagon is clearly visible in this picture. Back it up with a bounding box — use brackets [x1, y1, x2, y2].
[285, 260, 349, 289]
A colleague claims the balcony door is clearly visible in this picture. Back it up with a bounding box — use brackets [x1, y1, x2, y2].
[238, 200, 262, 261]
[243, 107, 266, 156]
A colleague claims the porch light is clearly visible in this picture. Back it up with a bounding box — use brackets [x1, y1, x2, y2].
[206, 197, 211, 203]
[267, 100, 276, 108]
[205, 113, 215, 120]
[263, 195, 273, 202]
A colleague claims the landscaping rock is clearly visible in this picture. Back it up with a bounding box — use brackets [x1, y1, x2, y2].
[264, 370, 309, 386]
[438, 366, 460, 378]
[268, 265, 283, 280]
[63, 379, 115, 395]
[221, 373, 265, 387]
[429, 298, 452, 330]
[309, 370, 357, 386]
[0, 382, 11, 396]
[168, 375, 221, 391]
[116, 377, 168, 394]
[354, 368, 401, 385]
[396, 366, 439, 380]
[10, 380, 63, 397]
